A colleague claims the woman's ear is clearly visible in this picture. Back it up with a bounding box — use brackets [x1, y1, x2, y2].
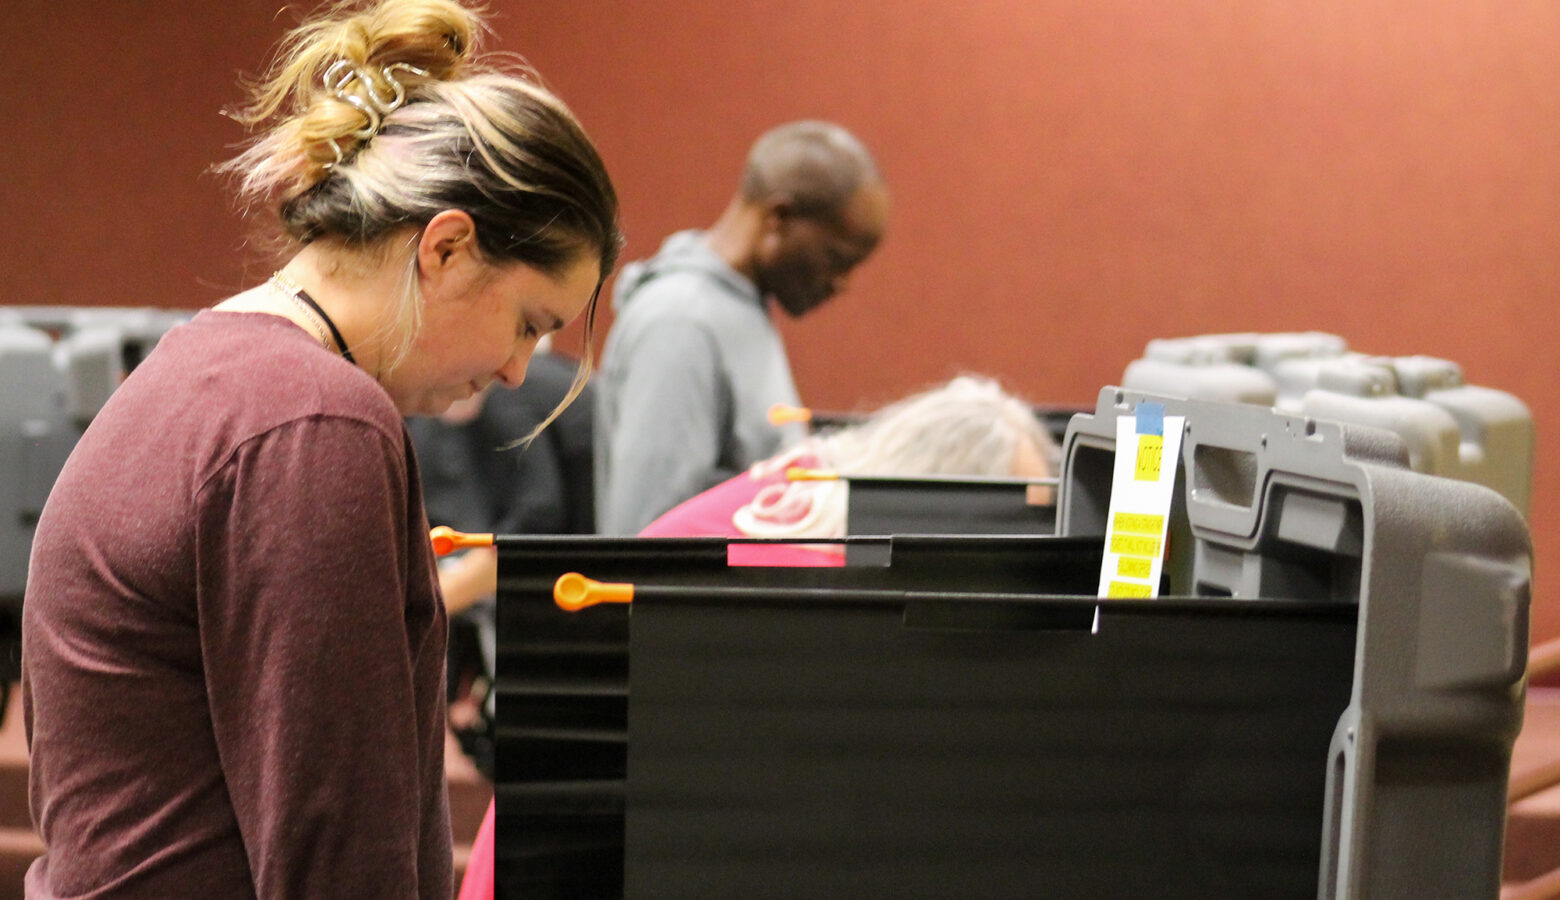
[417, 209, 480, 278]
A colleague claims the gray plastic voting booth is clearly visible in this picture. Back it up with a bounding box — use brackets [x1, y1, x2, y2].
[1060, 389, 1530, 898]
[601, 390, 1529, 899]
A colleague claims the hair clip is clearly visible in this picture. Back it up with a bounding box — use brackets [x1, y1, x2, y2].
[322, 137, 345, 170]
[323, 60, 429, 139]
[324, 60, 380, 139]
[373, 62, 428, 112]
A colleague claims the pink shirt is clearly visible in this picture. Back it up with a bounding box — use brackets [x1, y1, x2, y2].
[457, 802, 495, 900]
[639, 450, 844, 567]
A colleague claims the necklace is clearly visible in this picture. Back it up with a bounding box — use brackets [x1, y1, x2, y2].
[267, 273, 357, 365]
[267, 275, 330, 348]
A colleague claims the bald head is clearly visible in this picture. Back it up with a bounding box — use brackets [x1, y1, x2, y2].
[706, 121, 887, 317]
[739, 121, 881, 221]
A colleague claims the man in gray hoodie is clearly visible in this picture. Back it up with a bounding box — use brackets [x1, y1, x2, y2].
[594, 121, 889, 534]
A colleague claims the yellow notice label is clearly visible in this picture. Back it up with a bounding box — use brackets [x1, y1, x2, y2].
[1112, 512, 1165, 536]
[1109, 534, 1160, 556]
[1098, 411, 1182, 601]
[1134, 435, 1164, 481]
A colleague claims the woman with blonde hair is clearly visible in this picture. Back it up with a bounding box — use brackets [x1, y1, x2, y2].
[21, 1, 618, 895]
[640, 375, 1058, 564]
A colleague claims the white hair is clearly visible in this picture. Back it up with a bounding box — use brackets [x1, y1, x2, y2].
[732, 376, 1057, 540]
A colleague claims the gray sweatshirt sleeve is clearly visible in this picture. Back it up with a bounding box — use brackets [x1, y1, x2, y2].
[597, 317, 727, 534]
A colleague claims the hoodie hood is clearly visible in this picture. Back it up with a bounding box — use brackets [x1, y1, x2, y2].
[612, 230, 759, 313]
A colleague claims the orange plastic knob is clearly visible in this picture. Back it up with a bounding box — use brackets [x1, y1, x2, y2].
[768, 403, 813, 426]
[428, 526, 494, 557]
[554, 572, 635, 611]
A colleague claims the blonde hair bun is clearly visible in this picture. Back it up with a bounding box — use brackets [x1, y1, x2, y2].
[224, 0, 482, 197]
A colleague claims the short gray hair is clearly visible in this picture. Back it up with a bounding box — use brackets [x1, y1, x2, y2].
[738, 120, 880, 220]
[732, 376, 1056, 541]
[825, 375, 1057, 477]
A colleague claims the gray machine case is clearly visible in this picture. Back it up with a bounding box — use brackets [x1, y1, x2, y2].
[1060, 389, 1531, 898]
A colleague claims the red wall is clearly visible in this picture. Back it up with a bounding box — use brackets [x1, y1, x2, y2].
[5, 1, 1557, 646]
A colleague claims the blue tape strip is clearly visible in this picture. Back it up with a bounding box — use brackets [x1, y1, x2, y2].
[1135, 402, 1164, 436]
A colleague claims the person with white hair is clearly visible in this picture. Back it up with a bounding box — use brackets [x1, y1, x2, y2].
[639, 375, 1058, 565]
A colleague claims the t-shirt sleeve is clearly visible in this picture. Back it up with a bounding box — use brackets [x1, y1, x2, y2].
[598, 317, 728, 534]
[194, 415, 429, 896]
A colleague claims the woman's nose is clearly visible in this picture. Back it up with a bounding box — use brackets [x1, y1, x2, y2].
[496, 346, 533, 388]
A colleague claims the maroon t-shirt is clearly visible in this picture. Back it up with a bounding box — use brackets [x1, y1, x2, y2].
[21, 311, 452, 898]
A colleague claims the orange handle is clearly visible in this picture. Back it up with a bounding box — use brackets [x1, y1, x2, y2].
[768, 403, 813, 426]
[429, 526, 495, 557]
[554, 572, 635, 611]
[786, 467, 839, 482]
